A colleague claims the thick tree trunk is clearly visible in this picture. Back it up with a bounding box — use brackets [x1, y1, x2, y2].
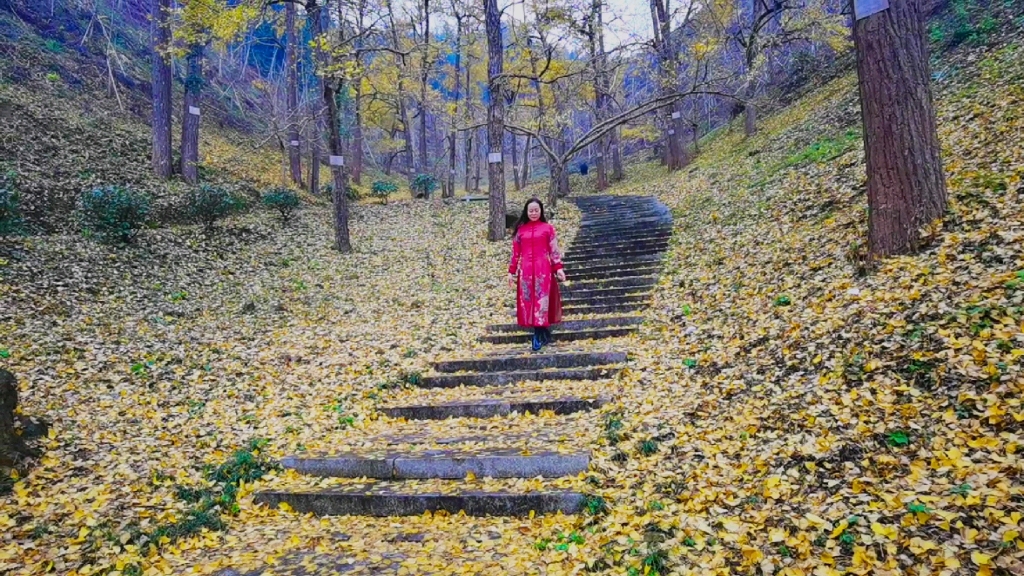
[150, 0, 172, 179]
[0, 370, 31, 469]
[310, 0, 351, 252]
[744, 78, 758, 137]
[485, 0, 506, 241]
[673, 101, 690, 167]
[286, 1, 303, 187]
[399, 94, 415, 187]
[180, 44, 203, 185]
[854, 0, 947, 257]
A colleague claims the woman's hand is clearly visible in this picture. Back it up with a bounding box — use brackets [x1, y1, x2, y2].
[508, 273, 517, 289]
[555, 269, 567, 283]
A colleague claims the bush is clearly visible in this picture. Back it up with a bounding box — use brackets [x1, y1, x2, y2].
[262, 188, 301, 222]
[411, 174, 438, 199]
[79, 185, 151, 244]
[0, 172, 23, 236]
[187, 184, 238, 229]
[370, 180, 398, 204]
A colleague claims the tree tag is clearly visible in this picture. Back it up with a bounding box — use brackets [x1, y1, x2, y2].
[488, 152, 502, 164]
[329, 155, 344, 166]
[854, 0, 889, 19]
[596, 153, 604, 158]
[290, 140, 300, 147]
[668, 129, 676, 135]
[188, 106, 200, 116]
[671, 112, 681, 119]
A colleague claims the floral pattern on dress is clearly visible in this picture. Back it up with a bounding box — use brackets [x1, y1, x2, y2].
[509, 221, 563, 328]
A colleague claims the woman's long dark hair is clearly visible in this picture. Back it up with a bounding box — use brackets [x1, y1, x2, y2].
[513, 197, 547, 234]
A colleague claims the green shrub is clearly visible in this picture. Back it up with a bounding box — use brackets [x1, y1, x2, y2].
[0, 172, 23, 236]
[411, 174, 438, 199]
[262, 188, 301, 222]
[79, 185, 151, 244]
[370, 180, 398, 204]
[187, 184, 238, 229]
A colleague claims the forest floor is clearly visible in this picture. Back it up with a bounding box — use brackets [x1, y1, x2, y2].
[2, 29, 1024, 576]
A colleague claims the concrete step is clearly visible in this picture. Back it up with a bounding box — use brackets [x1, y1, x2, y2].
[568, 237, 671, 252]
[432, 350, 626, 373]
[480, 326, 636, 344]
[485, 315, 642, 333]
[566, 285, 652, 298]
[566, 240, 670, 256]
[569, 267, 661, 282]
[573, 229, 673, 244]
[567, 261, 662, 276]
[564, 302, 645, 315]
[280, 450, 590, 479]
[254, 488, 585, 517]
[418, 365, 620, 388]
[382, 395, 608, 420]
[563, 293, 649, 307]
[569, 276, 659, 290]
[564, 248, 667, 264]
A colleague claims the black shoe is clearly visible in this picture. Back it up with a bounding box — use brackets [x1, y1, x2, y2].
[540, 327, 552, 346]
[531, 332, 542, 351]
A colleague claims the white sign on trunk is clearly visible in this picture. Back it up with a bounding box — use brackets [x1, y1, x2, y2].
[671, 112, 681, 119]
[290, 140, 300, 147]
[487, 152, 502, 164]
[854, 0, 889, 19]
[668, 129, 676, 135]
[329, 155, 344, 166]
[188, 106, 200, 116]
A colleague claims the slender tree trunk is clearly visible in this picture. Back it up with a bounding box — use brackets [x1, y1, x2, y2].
[418, 0, 431, 177]
[286, 1, 303, 187]
[474, 126, 482, 191]
[485, 0, 505, 241]
[595, 132, 608, 190]
[673, 101, 689, 167]
[511, 134, 522, 190]
[548, 162, 566, 205]
[309, 101, 323, 195]
[610, 128, 624, 181]
[150, 0, 172, 179]
[309, 0, 351, 252]
[854, 0, 947, 257]
[352, 81, 364, 185]
[519, 135, 532, 186]
[464, 129, 473, 192]
[180, 44, 203, 185]
[399, 94, 415, 187]
[744, 78, 757, 137]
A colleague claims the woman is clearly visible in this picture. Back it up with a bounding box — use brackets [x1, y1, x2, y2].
[508, 198, 567, 351]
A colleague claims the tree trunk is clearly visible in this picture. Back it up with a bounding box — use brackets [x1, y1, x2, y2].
[511, 134, 522, 190]
[744, 79, 758, 137]
[309, 102, 323, 196]
[854, 0, 947, 257]
[519, 135, 532, 187]
[0, 370, 32, 469]
[150, 0, 172, 179]
[309, 0, 351, 252]
[595, 133, 608, 190]
[352, 81, 364, 185]
[473, 126, 482, 191]
[286, 1, 303, 187]
[418, 0, 430, 177]
[610, 128, 624, 182]
[464, 129, 473, 192]
[180, 44, 203, 184]
[485, 0, 506, 241]
[673, 101, 690, 167]
[399, 93, 415, 187]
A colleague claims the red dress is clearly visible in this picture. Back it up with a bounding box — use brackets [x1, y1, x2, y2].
[508, 221, 564, 327]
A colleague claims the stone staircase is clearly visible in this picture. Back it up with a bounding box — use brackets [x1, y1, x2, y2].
[253, 195, 672, 519]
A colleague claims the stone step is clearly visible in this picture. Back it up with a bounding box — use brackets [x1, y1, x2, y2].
[254, 488, 585, 517]
[566, 285, 652, 298]
[567, 261, 662, 276]
[382, 395, 608, 420]
[573, 229, 673, 244]
[485, 315, 643, 333]
[577, 223, 672, 236]
[479, 326, 636, 344]
[564, 302, 645, 315]
[579, 211, 671, 223]
[568, 236, 672, 251]
[280, 450, 589, 479]
[563, 293, 649, 307]
[569, 267, 661, 282]
[432, 350, 625, 373]
[569, 275, 659, 290]
[418, 365, 620, 388]
[565, 240, 670, 256]
[564, 247, 667, 263]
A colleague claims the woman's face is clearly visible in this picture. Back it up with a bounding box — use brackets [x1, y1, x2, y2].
[527, 202, 542, 221]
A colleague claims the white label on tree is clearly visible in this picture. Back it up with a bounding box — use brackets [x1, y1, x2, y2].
[596, 153, 604, 158]
[188, 106, 200, 116]
[854, 0, 889, 19]
[668, 129, 676, 135]
[671, 112, 681, 119]
[290, 140, 300, 147]
[487, 152, 502, 164]
[450, 169, 456, 174]
[329, 155, 344, 166]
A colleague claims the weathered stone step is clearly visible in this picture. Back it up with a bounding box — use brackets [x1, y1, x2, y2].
[566, 240, 670, 256]
[569, 267, 662, 282]
[563, 293, 649, 307]
[568, 237, 671, 252]
[569, 275, 659, 290]
[280, 450, 589, 479]
[577, 222, 672, 236]
[433, 350, 625, 373]
[254, 488, 585, 517]
[566, 285, 652, 298]
[566, 261, 662, 276]
[573, 229, 673, 244]
[480, 326, 636, 344]
[485, 315, 642, 333]
[564, 302, 645, 315]
[419, 365, 619, 388]
[382, 395, 607, 420]
[579, 210, 670, 223]
[564, 248, 667, 264]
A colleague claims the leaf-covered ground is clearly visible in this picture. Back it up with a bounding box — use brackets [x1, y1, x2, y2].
[3, 33, 1024, 576]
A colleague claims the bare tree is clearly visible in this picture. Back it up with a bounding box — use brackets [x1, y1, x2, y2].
[180, 43, 204, 184]
[485, 0, 506, 241]
[285, 0, 304, 186]
[151, 0, 173, 179]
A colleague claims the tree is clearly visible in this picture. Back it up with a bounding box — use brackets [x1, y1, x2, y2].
[180, 43, 204, 184]
[853, 0, 947, 256]
[0, 370, 37, 471]
[485, 0, 506, 241]
[151, 0, 173, 179]
[650, 0, 689, 170]
[285, 0, 303, 187]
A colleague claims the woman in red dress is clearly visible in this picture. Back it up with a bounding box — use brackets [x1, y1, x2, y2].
[507, 198, 566, 351]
